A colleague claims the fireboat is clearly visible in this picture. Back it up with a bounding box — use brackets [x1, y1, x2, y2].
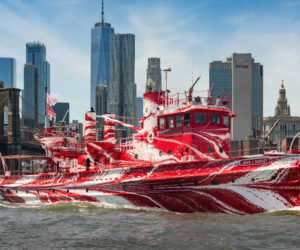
[1, 75, 300, 214]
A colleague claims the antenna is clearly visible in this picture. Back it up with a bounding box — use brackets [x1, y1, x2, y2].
[101, 0, 104, 24]
[163, 67, 171, 108]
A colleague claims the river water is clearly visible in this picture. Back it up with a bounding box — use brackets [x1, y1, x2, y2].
[0, 201, 299, 249]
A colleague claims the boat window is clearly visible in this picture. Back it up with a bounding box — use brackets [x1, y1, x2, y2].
[194, 112, 207, 124]
[184, 113, 191, 126]
[175, 115, 182, 127]
[159, 117, 165, 130]
[166, 116, 174, 129]
[223, 116, 229, 126]
[211, 114, 220, 124]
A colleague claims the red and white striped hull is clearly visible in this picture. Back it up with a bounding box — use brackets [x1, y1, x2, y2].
[1, 153, 300, 214]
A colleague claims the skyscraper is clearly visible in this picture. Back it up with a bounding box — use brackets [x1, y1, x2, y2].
[91, 0, 114, 110]
[0, 58, 16, 88]
[25, 42, 50, 125]
[23, 63, 38, 127]
[53, 102, 70, 124]
[136, 97, 143, 126]
[146, 57, 161, 92]
[110, 33, 137, 138]
[0, 58, 16, 125]
[209, 53, 263, 141]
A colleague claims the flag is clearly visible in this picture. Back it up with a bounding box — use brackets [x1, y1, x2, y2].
[46, 93, 57, 106]
[47, 104, 56, 118]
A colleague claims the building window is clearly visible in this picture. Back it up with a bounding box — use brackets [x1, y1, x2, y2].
[184, 113, 191, 126]
[211, 114, 220, 124]
[159, 117, 165, 130]
[175, 115, 182, 127]
[166, 116, 174, 129]
[223, 116, 229, 126]
[195, 112, 207, 124]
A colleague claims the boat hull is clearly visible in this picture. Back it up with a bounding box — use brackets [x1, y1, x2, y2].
[1, 154, 300, 214]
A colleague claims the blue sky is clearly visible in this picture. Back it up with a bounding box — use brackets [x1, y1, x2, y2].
[1, 0, 300, 123]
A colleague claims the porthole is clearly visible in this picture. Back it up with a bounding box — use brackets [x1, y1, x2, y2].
[135, 154, 138, 159]
[53, 190, 55, 193]
[211, 179, 218, 185]
[86, 188, 89, 193]
[272, 176, 276, 180]
[178, 183, 183, 187]
[219, 147, 223, 153]
[26, 190, 28, 194]
[107, 157, 111, 163]
[150, 184, 154, 190]
[168, 150, 171, 155]
[67, 189, 69, 193]
[37, 190, 39, 194]
[16, 190, 18, 194]
[207, 146, 212, 153]
[185, 147, 189, 153]
[251, 178, 255, 182]
[194, 181, 199, 186]
[159, 151, 163, 156]
[231, 180, 235, 183]
[82, 160, 86, 165]
[123, 186, 128, 191]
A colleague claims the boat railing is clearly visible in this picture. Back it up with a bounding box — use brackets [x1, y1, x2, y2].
[160, 90, 231, 111]
[0, 155, 54, 176]
[37, 127, 78, 139]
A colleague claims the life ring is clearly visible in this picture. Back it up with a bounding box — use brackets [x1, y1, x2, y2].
[147, 131, 154, 143]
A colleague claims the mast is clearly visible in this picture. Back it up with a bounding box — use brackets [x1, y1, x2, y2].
[101, 0, 104, 24]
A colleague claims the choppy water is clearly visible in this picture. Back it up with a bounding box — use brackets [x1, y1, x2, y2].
[0, 201, 300, 249]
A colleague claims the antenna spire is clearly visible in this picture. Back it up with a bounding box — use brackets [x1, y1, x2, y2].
[101, 0, 104, 24]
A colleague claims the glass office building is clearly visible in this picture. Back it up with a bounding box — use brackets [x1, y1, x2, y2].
[209, 54, 263, 140]
[0, 58, 16, 88]
[0, 58, 16, 125]
[110, 34, 137, 138]
[90, 15, 114, 110]
[26, 42, 50, 125]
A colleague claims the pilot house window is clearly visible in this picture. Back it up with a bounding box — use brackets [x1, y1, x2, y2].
[184, 113, 191, 126]
[195, 112, 207, 124]
[175, 115, 182, 127]
[166, 116, 174, 129]
[223, 116, 229, 126]
[159, 117, 165, 130]
[211, 114, 220, 124]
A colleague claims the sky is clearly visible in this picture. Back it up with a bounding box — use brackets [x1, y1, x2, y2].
[0, 0, 300, 124]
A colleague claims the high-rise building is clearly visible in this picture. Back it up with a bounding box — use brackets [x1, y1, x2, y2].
[0, 58, 16, 88]
[95, 84, 108, 115]
[95, 84, 107, 140]
[263, 82, 300, 151]
[0, 58, 16, 125]
[136, 97, 143, 122]
[209, 53, 263, 141]
[23, 63, 38, 127]
[110, 33, 137, 138]
[91, 0, 114, 111]
[0, 81, 3, 88]
[69, 120, 84, 142]
[25, 42, 50, 125]
[53, 102, 70, 124]
[146, 57, 161, 92]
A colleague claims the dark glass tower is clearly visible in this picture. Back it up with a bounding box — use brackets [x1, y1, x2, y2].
[110, 33, 137, 138]
[91, 0, 114, 111]
[26, 42, 50, 125]
[0, 58, 16, 88]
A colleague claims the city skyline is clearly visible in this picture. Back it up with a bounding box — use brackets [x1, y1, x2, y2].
[0, 0, 300, 123]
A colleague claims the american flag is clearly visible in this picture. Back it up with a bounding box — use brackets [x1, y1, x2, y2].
[46, 93, 57, 106]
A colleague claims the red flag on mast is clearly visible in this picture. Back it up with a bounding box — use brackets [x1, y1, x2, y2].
[46, 104, 56, 118]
